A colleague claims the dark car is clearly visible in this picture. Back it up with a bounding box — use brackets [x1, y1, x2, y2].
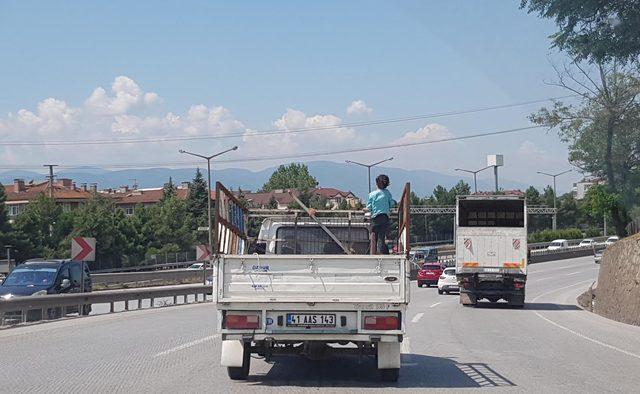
[0, 259, 92, 320]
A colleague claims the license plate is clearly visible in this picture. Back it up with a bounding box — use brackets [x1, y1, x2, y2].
[286, 313, 336, 327]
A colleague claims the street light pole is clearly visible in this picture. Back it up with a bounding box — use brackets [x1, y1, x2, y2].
[345, 157, 394, 194]
[454, 166, 492, 193]
[179, 146, 238, 284]
[537, 169, 572, 231]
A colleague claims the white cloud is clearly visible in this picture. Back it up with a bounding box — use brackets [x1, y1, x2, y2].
[346, 99, 373, 115]
[517, 140, 545, 157]
[13, 98, 79, 135]
[85, 76, 160, 115]
[392, 123, 453, 145]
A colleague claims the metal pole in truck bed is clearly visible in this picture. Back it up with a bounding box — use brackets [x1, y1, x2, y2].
[289, 192, 352, 255]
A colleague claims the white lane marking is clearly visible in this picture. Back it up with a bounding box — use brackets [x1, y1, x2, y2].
[429, 302, 442, 308]
[566, 271, 581, 276]
[532, 281, 640, 361]
[411, 312, 424, 323]
[153, 335, 219, 358]
[401, 337, 411, 354]
[532, 261, 592, 274]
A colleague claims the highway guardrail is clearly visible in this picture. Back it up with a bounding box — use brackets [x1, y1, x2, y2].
[0, 284, 210, 327]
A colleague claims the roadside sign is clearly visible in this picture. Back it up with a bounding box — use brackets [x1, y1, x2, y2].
[196, 245, 212, 261]
[71, 237, 96, 262]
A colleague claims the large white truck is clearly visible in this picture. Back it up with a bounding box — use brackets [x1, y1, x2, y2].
[455, 195, 527, 307]
[214, 182, 412, 382]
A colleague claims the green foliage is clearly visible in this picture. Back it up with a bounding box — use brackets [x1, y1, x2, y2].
[162, 177, 176, 201]
[186, 168, 209, 228]
[70, 195, 130, 269]
[288, 188, 328, 210]
[262, 163, 318, 192]
[13, 194, 66, 259]
[0, 183, 9, 233]
[521, 0, 640, 64]
[266, 196, 278, 209]
[582, 184, 618, 218]
[528, 228, 584, 243]
[529, 64, 640, 235]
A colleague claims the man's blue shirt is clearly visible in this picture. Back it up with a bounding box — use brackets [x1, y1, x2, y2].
[367, 188, 395, 218]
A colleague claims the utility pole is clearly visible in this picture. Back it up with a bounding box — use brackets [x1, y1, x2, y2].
[345, 157, 394, 194]
[454, 165, 492, 193]
[43, 164, 58, 198]
[487, 155, 503, 193]
[179, 146, 238, 284]
[537, 169, 572, 231]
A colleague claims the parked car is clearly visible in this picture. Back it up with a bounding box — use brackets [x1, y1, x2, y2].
[579, 239, 596, 248]
[547, 239, 568, 251]
[186, 262, 205, 270]
[605, 236, 619, 246]
[594, 250, 603, 264]
[0, 259, 92, 320]
[417, 263, 444, 287]
[437, 267, 458, 295]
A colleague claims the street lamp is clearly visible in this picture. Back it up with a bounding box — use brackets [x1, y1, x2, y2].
[537, 169, 572, 231]
[345, 157, 394, 194]
[454, 166, 492, 193]
[179, 146, 238, 284]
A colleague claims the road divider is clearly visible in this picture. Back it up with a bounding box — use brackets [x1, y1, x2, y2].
[0, 284, 210, 328]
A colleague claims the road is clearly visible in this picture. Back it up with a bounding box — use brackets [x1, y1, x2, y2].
[2, 256, 640, 393]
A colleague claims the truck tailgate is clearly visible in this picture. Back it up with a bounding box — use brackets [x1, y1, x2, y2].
[456, 227, 527, 274]
[217, 255, 408, 303]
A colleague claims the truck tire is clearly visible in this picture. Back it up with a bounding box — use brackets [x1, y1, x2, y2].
[508, 295, 525, 308]
[460, 293, 477, 307]
[227, 342, 251, 380]
[380, 368, 399, 382]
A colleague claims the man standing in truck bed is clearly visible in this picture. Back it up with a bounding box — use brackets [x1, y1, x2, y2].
[367, 174, 396, 254]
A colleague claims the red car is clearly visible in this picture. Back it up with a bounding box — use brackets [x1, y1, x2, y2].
[417, 263, 444, 288]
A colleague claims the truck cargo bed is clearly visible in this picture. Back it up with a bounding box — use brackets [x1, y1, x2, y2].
[216, 255, 408, 303]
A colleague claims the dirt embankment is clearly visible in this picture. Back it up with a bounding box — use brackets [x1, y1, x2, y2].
[591, 233, 640, 326]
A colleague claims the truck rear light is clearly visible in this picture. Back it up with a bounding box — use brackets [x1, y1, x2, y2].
[224, 312, 260, 329]
[514, 282, 524, 290]
[363, 314, 399, 330]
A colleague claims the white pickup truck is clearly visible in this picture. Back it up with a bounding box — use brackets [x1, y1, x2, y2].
[213, 182, 412, 382]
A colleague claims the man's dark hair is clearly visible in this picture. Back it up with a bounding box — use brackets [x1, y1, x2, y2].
[376, 174, 390, 189]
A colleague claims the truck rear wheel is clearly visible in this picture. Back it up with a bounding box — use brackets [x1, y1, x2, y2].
[508, 295, 525, 308]
[380, 368, 399, 382]
[227, 342, 251, 380]
[460, 293, 477, 307]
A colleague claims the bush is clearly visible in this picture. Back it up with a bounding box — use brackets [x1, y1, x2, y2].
[528, 228, 584, 243]
[585, 227, 601, 237]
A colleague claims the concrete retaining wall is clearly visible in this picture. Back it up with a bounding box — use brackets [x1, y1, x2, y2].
[594, 234, 640, 326]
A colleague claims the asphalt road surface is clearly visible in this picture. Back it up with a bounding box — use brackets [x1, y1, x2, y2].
[2, 256, 640, 393]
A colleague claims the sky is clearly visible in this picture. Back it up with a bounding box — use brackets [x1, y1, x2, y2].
[0, 1, 583, 191]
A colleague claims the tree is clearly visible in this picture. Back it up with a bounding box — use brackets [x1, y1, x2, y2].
[266, 196, 278, 209]
[70, 195, 129, 269]
[13, 194, 67, 259]
[0, 183, 9, 233]
[186, 168, 209, 227]
[262, 163, 318, 192]
[521, 0, 640, 64]
[529, 63, 640, 235]
[162, 177, 176, 201]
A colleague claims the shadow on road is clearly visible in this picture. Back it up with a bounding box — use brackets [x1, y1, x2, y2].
[245, 354, 516, 389]
[472, 302, 581, 311]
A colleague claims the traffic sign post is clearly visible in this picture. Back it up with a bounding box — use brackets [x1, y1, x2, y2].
[71, 237, 96, 262]
[196, 245, 212, 262]
[71, 237, 95, 299]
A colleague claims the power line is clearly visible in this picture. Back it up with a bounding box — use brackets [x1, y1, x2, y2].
[0, 95, 574, 147]
[0, 124, 543, 170]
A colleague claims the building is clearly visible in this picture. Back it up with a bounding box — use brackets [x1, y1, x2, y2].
[4, 178, 94, 221]
[240, 188, 361, 210]
[572, 178, 606, 200]
[113, 187, 190, 215]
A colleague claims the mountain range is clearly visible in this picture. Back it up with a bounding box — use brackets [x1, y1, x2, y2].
[0, 161, 532, 199]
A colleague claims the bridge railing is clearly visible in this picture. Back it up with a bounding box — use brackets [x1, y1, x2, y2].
[0, 284, 210, 327]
